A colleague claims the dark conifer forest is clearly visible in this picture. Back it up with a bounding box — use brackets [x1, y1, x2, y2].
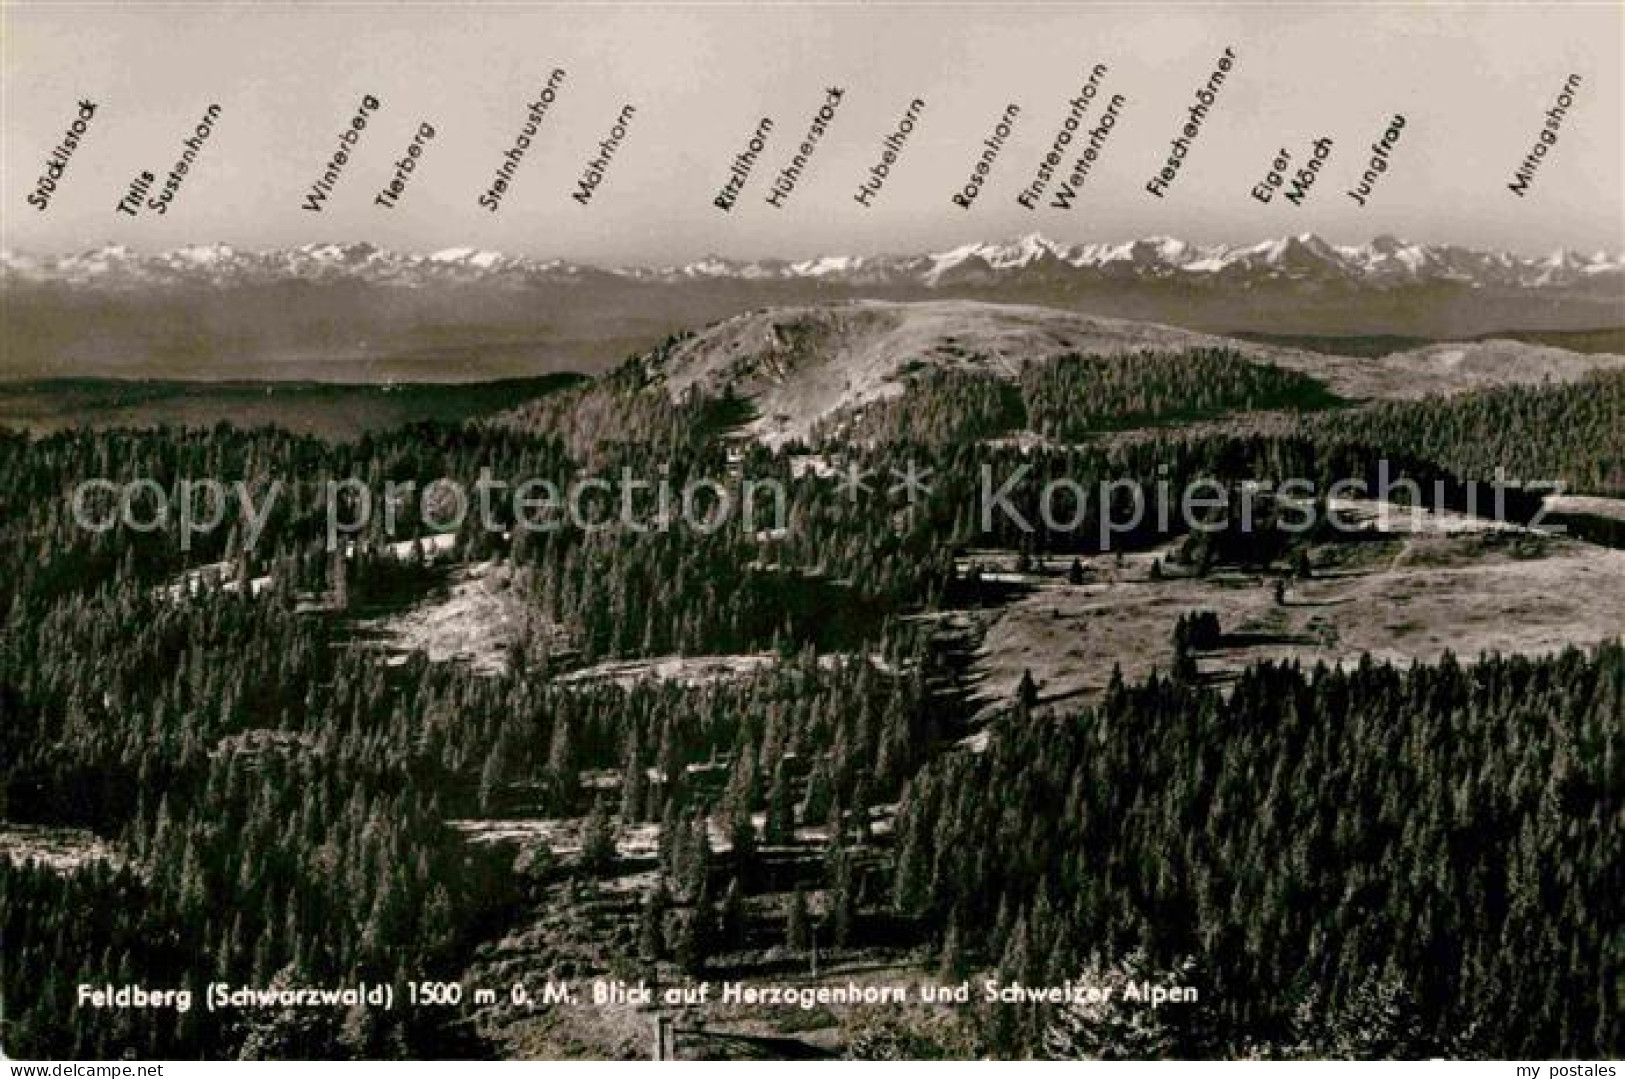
[1, 338, 1620, 1060]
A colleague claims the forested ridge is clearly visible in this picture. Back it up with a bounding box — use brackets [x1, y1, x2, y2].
[803, 353, 1624, 499]
[1305, 370, 1625, 496]
[1, 342, 1620, 1059]
[816, 347, 1335, 446]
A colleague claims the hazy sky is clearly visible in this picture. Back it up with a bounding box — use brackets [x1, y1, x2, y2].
[3, 2, 1621, 262]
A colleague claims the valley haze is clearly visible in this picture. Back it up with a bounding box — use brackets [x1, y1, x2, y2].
[3, 232, 1621, 382]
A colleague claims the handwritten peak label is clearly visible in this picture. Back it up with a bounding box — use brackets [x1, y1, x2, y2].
[766, 87, 845, 209]
[953, 103, 1021, 210]
[1019, 64, 1108, 211]
[1251, 136, 1334, 207]
[481, 70, 567, 213]
[302, 95, 381, 213]
[715, 117, 775, 212]
[375, 122, 437, 210]
[1145, 46, 1237, 199]
[1509, 74, 1582, 197]
[572, 104, 637, 206]
[854, 98, 925, 208]
[27, 100, 98, 211]
[1346, 115, 1405, 207]
[118, 104, 222, 217]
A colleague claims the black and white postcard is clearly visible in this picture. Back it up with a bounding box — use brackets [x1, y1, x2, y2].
[1, 1, 1620, 1064]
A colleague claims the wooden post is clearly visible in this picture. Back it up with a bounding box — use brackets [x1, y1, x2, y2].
[652, 1014, 671, 1060]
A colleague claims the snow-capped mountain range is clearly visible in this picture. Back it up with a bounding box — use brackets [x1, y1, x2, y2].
[4, 234, 1620, 292]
